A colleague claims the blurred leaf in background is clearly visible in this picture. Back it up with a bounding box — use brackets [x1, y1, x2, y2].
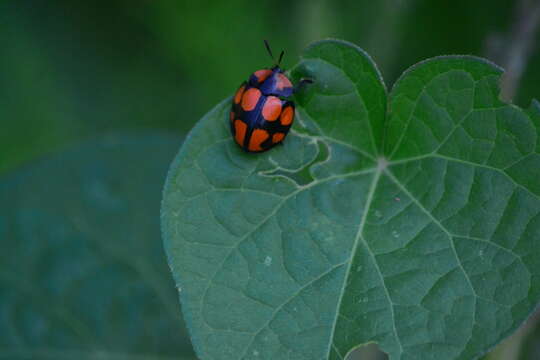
[0, 134, 195, 359]
[519, 313, 540, 360]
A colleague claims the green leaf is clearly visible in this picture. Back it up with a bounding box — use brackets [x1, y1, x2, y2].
[162, 39, 540, 359]
[0, 134, 196, 359]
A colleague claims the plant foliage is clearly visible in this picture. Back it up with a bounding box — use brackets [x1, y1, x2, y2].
[162, 40, 540, 360]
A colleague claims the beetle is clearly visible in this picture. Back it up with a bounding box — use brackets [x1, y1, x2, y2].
[230, 41, 311, 153]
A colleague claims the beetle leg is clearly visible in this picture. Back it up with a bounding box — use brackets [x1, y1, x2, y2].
[293, 78, 314, 93]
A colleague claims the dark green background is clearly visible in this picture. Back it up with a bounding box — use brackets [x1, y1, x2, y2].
[1, 1, 539, 359]
[3, 0, 539, 175]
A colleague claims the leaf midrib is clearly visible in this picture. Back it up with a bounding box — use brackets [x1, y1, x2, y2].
[325, 163, 394, 359]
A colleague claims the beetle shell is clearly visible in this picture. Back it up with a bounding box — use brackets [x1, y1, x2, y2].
[230, 67, 295, 153]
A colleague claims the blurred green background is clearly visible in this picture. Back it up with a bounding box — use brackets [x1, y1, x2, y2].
[1, 0, 539, 359]
[3, 0, 540, 175]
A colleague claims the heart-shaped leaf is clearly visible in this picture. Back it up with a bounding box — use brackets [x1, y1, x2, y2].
[162, 40, 540, 360]
[0, 134, 196, 359]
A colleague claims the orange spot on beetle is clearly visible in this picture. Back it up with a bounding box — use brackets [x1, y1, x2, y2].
[272, 132, 285, 143]
[248, 129, 269, 152]
[234, 120, 247, 146]
[276, 73, 292, 90]
[234, 85, 245, 104]
[280, 106, 294, 126]
[241, 88, 261, 111]
[254, 69, 272, 83]
[262, 96, 282, 121]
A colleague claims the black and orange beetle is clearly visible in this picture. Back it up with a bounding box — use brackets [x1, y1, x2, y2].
[230, 41, 312, 153]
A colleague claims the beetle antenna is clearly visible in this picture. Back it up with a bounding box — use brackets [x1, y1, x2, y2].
[278, 50, 285, 66]
[264, 40, 275, 61]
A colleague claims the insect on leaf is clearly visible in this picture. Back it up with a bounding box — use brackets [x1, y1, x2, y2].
[162, 40, 540, 360]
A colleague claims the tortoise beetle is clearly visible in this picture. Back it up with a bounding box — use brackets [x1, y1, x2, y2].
[230, 41, 311, 153]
